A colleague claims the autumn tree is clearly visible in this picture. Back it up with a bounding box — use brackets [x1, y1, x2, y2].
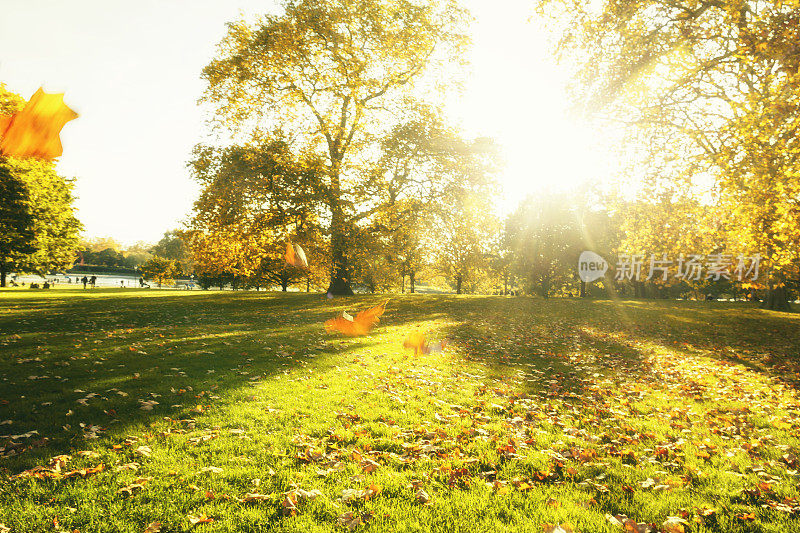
[150, 231, 193, 274]
[0, 158, 82, 287]
[140, 256, 179, 288]
[542, 0, 800, 309]
[0, 84, 82, 286]
[432, 191, 499, 295]
[187, 137, 328, 291]
[505, 192, 585, 297]
[200, 0, 469, 295]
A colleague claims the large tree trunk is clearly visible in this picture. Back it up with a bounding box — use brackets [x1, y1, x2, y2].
[456, 275, 462, 294]
[326, 164, 354, 296]
[760, 286, 792, 312]
[0, 267, 6, 288]
[327, 211, 353, 296]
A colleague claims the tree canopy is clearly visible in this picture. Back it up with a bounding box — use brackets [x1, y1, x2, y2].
[541, 0, 800, 309]
[199, 0, 471, 294]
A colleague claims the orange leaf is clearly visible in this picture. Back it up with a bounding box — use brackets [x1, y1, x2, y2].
[285, 242, 308, 268]
[0, 88, 78, 160]
[324, 300, 389, 337]
[187, 513, 214, 526]
[403, 331, 427, 355]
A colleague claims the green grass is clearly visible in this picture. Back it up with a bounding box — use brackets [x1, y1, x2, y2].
[1, 289, 800, 532]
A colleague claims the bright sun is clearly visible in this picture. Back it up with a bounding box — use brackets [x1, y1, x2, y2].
[448, 0, 614, 215]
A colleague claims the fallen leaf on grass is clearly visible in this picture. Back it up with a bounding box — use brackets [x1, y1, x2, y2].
[77, 451, 99, 459]
[662, 516, 689, 533]
[139, 400, 158, 411]
[415, 488, 431, 505]
[187, 513, 214, 526]
[542, 524, 576, 533]
[341, 484, 381, 503]
[361, 458, 379, 473]
[337, 512, 372, 530]
[143, 522, 162, 533]
[242, 493, 270, 502]
[282, 492, 298, 516]
[135, 446, 152, 458]
[606, 514, 655, 532]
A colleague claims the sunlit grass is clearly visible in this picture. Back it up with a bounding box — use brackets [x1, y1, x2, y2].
[1, 290, 799, 532]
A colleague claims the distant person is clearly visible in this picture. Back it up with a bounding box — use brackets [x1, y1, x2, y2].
[120, 280, 124, 288]
[139, 277, 145, 287]
[81, 276, 88, 289]
[42, 281, 50, 289]
[90, 275, 97, 288]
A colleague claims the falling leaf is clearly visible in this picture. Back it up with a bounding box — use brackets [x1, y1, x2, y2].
[403, 331, 428, 355]
[324, 300, 390, 337]
[0, 88, 78, 160]
[402, 331, 447, 355]
[285, 242, 308, 268]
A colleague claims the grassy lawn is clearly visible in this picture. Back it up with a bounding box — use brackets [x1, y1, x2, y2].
[1, 289, 800, 532]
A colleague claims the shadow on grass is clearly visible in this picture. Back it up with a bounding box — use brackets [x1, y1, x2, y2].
[0, 291, 425, 472]
[2, 291, 799, 474]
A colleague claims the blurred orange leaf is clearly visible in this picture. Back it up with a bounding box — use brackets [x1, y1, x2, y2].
[0, 88, 78, 160]
[325, 300, 389, 336]
[285, 242, 308, 268]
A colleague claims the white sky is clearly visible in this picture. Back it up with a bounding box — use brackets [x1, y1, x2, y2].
[0, 0, 611, 245]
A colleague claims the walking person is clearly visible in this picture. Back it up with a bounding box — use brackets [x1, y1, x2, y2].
[81, 276, 88, 289]
[89, 275, 97, 288]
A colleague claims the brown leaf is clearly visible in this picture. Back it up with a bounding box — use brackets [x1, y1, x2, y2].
[143, 522, 162, 533]
[415, 488, 431, 505]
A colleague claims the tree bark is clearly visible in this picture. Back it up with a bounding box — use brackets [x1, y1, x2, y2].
[410, 270, 415, 293]
[580, 280, 586, 297]
[326, 164, 354, 296]
[760, 286, 792, 311]
[0, 267, 6, 288]
[456, 275, 462, 294]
